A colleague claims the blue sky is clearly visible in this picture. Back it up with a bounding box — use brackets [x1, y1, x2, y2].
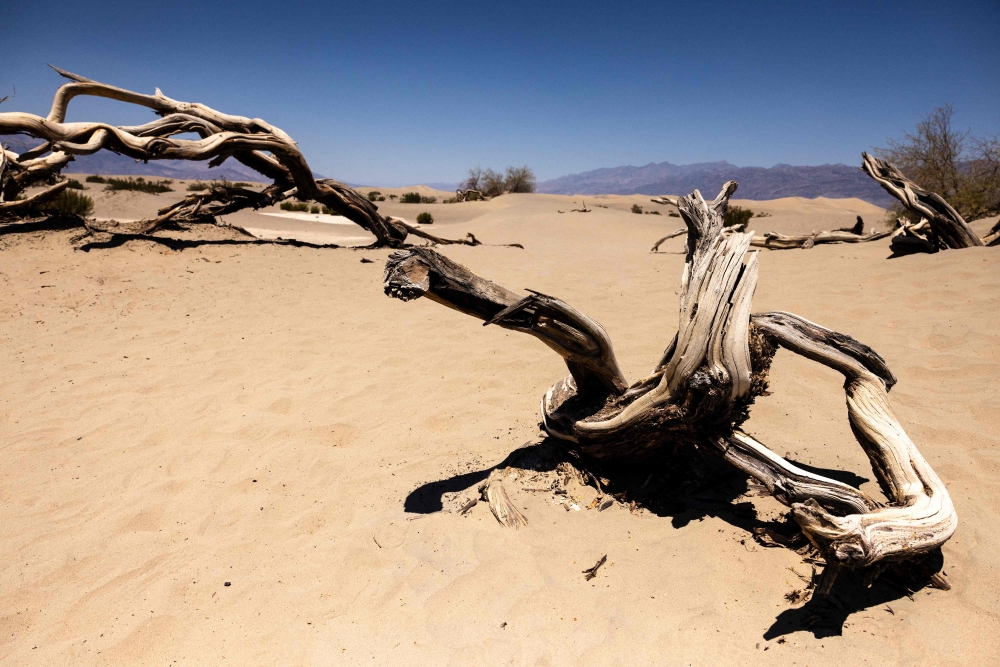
[3, 0, 998, 186]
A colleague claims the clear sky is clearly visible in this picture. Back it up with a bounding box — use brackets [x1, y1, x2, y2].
[3, 0, 998, 186]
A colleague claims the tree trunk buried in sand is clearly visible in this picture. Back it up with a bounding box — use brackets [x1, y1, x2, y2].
[384, 181, 957, 589]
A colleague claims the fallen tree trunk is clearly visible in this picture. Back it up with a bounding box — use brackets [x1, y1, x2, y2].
[0, 67, 514, 250]
[862, 152, 987, 254]
[384, 181, 957, 589]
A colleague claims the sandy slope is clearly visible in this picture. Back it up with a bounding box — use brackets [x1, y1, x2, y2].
[1, 193, 998, 666]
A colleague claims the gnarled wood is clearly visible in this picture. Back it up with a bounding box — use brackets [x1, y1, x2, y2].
[1, 66, 523, 248]
[384, 181, 958, 584]
[862, 152, 983, 250]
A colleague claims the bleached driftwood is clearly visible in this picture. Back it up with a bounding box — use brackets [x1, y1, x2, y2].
[384, 181, 957, 589]
[0, 67, 507, 249]
[862, 152, 991, 254]
[455, 188, 488, 202]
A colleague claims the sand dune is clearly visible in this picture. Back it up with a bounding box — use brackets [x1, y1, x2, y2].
[1, 192, 998, 666]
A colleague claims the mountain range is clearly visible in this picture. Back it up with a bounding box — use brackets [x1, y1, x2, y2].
[537, 161, 893, 206]
[4, 134, 891, 205]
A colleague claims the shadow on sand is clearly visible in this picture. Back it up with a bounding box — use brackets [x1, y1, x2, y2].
[404, 437, 942, 638]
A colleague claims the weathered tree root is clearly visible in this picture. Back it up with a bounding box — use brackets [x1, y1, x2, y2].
[384, 181, 957, 590]
[0, 67, 518, 250]
[861, 152, 995, 255]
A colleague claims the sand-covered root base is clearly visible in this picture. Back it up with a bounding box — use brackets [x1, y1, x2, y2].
[1, 201, 998, 666]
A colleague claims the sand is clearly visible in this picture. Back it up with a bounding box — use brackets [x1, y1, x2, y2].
[1, 187, 998, 666]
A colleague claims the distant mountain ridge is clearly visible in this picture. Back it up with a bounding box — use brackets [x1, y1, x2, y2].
[538, 160, 893, 206]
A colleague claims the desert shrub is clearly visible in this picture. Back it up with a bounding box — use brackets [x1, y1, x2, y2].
[461, 166, 483, 192]
[668, 211, 680, 217]
[280, 201, 309, 212]
[187, 181, 210, 191]
[400, 192, 422, 203]
[65, 179, 85, 190]
[416, 212, 434, 225]
[310, 205, 320, 214]
[104, 177, 173, 193]
[504, 165, 536, 193]
[481, 168, 506, 197]
[878, 105, 1000, 222]
[723, 205, 754, 228]
[755, 211, 771, 218]
[85, 175, 106, 183]
[631, 204, 643, 214]
[443, 197, 457, 204]
[41, 189, 94, 217]
[367, 190, 383, 201]
[420, 195, 436, 204]
[645, 210, 661, 215]
[388, 194, 397, 200]
[322, 206, 333, 214]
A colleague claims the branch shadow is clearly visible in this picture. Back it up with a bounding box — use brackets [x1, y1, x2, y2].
[78, 232, 344, 252]
[404, 437, 775, 538]
[765, 551, 945, 639]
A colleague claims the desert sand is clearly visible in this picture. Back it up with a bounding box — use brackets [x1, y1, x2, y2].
[1, 184, 998, 666]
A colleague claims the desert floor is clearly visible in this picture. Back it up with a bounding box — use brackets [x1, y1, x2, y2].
[2, 183, 998, 666]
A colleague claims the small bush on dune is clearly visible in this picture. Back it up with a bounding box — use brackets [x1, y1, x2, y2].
[416, 212, 434, 225]
[310, 205, 320, 214]
[388, 194, 397, 200]
[668, 211, 680, 217]
[631, 204, 643, 214]
[66, 179, 85, 190]
[85, 175, 106, 183]
[723, 205, 754, 228]
[645, 210, 661, 215]
[280, 201, 309, 212]
[187, 181, 210, 191]
[366, 190, 383, 202]
[104, 177, 173, 194]
[322, 206, 334, 214]
[504, 165, 536, 193]
[41, 189, 94, 217]
[400, 192, 422, 203]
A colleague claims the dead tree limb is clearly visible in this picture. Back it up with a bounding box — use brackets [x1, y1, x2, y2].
[750, 228, 891, 250]
[384, 181, 957, 584]
[650, 228, 686, 252]
[862, 152, 984, 252]
[0, 67, 518, 249]
[455, 188, 487, 202]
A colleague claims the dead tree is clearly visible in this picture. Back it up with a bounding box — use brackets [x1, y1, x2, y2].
[455, 188, 487, 202]
[0, 67, 499, 249]
[384, 181, 957, 589]
[862, 152, 999, 254]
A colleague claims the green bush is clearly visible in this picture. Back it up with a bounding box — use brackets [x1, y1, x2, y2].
[388, 194, 397, 200]
[400, 192, 422, 203]
[42, 189, 94, 217]
[645, 210, 661, 215]
[322, 206, 334, 215]
[416, 212, 434, 225]
[367, 190, 382, 201]
[85, 175, 106, 183]
[631, 204, 643, 214]
[723, 205, 754, 228]
[104, 177, 173, 193]
[280, 201, 309, 212]
[668, 211, 680, 217]
[66, 179, 85, 190]
[310, 205, 320, 214]
[187, 181, 210, 191]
